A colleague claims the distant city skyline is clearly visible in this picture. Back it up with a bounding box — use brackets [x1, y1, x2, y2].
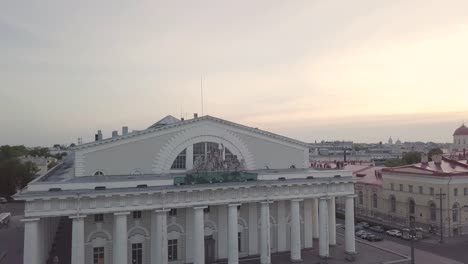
[1, 0, 468, 146]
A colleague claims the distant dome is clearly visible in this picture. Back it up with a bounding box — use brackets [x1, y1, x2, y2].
[453, 124, 468, 136]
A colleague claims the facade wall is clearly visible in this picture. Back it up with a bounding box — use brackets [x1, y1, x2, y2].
[82, 133, 175, 176]
[235, 133, 308, 169]
[81, 202, 309, 264]
[339, 174, 468, 237]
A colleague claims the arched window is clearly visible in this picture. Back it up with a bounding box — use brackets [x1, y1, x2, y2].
[453, 204, 459, 222]
[430, 202, 436, 221]
[390, 196, 396, 213]
[94, 171, 104, 176]
[409, 199, 415, 214]
[171, 149, 187, 169]
[372, 193, 378, 208]
[358, 191, 363, 205]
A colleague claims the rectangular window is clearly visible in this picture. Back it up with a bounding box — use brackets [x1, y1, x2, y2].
[168, 239, 178, 261]
[131, 243, 143, 264]
[171, 149, 186, 169]
[93, 247, 104, 264]
[204, 206, 210, 213]
[169, 209, 177, 216]
[133, 211, 142, 219]
[94, 214, 104, 223]
[193, 142, 205, 163]
[419, 186, 423, 194]
[390, 183, 394, 191]
[454, 188, 458, 196]
[409, 185, 413, 193]
[238, 232, 242, 252]
[399, 184, 403, 191]
[464, 188, 467, 196]
[430, 187, 434, 195]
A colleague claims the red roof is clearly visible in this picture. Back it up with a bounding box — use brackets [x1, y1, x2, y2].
[454, 124, 468, 136]
[345, 164, 383, 186]
[382, 157, 468, 176]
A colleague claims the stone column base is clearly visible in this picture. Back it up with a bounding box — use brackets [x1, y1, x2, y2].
[345, 252, 358, 262]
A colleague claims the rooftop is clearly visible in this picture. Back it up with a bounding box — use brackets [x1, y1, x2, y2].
[382, 157, 468, 176]
[454, 124, 468, 136]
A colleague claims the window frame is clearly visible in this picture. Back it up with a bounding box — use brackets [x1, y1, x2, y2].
[168, 239, 178, 261]
[93, 247, 105, 264]
[94, 214, 104, 223]
[131, 243, 143, 264]
[133, 211, 142, 219]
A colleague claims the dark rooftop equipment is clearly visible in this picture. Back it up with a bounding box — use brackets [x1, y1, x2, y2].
[334, 175, 341, 178]
[136, 184, 148, 188]
[95, 186, 106, 190]
[278, 177, 286, 181]
[48, 188, 62, 192]
[306, 176, 314, 179]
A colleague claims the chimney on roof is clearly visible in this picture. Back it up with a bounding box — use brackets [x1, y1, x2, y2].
[194, 113, 198, 119]
[122, 126, 128, 136]
[112, 130, 118, 138]
[421, 153, 429, 164]
[95, 130, 103, 141]
[433, 154, 442, 165]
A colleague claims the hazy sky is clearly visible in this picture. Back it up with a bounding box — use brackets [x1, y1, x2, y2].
[1, 0, 468, 146]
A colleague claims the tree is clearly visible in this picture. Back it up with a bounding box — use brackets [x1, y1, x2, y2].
[0, 145, 39, 197]
[402, 152, 421, 165]
[428, 148, 443, 161]
[384, 158, 407, 167]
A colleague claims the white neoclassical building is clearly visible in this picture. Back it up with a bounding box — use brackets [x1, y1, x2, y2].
[16, 115, 357, 264]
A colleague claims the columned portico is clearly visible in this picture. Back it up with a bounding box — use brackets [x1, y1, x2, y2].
[290, 199, 302, 262]
[303, 199, 313, 248]
[70, 215, 86, 264]
[228, 204, 241, 264]
[153, 209, 170, 264]
[193, 206, 207, 264]
[260, 201, 272, 264]
[113, 212, 130, 264]
[328, 197, 336, 246]
[345, 195, 357, 256]
[319, 197, 330, 258]
[22, 218, 41, 264]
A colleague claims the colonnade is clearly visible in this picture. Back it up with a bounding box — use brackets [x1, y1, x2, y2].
[23, 195, 356, 264]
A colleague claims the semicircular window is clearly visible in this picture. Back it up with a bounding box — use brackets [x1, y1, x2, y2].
[171, 149, 187, 169]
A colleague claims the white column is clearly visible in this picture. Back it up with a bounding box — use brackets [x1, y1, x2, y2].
[248, 203, 259, 255]
[70, 215, 86, 264]
[154, 209, 169, 264]
[312, 198, 319, 239]
[193, 206, 207, 264]
[319, 197, 329, 258]
[22, 218, 41, 264]
[328, 197, 336, 246]
[113, 212, 129, 264]
[276, 200, 287, 251]
[218, 204, 228, 259]
[290, 199, 302, 262]
[345, 195, 357, 255]
[185, 208, 194, 263]
[228, 204, 240, 264]
[303, 199, 313, 248]
[186, 144, 194, 170]
[260, 201, 272, 264]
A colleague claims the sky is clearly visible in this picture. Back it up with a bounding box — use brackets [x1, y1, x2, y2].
[1, 0, 468, 146]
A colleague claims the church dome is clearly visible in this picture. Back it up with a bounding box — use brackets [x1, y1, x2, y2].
[454, 124, 468, 136]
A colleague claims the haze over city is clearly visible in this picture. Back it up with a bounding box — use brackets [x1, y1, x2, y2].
[2, 0, 468, 146]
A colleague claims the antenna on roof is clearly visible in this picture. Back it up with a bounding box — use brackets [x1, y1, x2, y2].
[201, 76, 204, 116]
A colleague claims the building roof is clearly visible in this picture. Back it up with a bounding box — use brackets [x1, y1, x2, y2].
[453, 124, 468, 136]
[73, 115, 310, 150]
[345, 164, 383, 186]
[382, 157, 468, 177]
[147, 115, 181, 129]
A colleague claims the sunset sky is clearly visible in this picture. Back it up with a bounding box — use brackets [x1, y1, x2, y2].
[1, 0, 468, 146]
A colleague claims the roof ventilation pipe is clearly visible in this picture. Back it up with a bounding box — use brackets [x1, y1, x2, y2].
[95, 130, 103, 141]
[421, 153, 429, 164]
[122, 126, 128, 136]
